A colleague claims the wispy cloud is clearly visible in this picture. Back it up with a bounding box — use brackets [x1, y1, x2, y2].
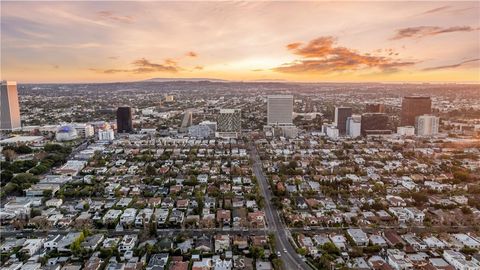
[274, 36, 415, 74]
[392, 26, 479, 40]
[97, 11, 135, 24]
[423, 58, 480, 71]
[418, 5, 450, 15]
[91, 58, 179, 74]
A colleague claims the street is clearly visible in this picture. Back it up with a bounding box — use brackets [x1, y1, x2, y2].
[250, 143, 312, 270]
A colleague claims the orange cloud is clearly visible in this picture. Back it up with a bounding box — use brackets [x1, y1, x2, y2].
[274, 36, 415, 74]
[392, 26, 479, 40]
[131, 58, 178, 73]
[90, 58, 179, 74]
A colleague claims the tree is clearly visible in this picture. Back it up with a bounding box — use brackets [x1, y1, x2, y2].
[461, 206, 472, 215]
[249, 246, 265, 259]
[146, 165, 156, 176]
[1, 170, 14, 182]
[43, 190, 53, 199]
[11, 173, 38, 185]
[16, 145, 33, 154]
[322, 242, 340, 256]
[2, 149, 17, 162]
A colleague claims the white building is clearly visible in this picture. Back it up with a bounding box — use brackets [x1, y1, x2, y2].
[346, 115, 361, 138]
[324, 124, 339, 140]
[347, 229, 368, 246]
[188, 121, 216, 139]
[98, 129, 115, 142]
[267, 95, 293, 125]
[120, 208, 137, 226]
[72, 123, 95, 138]
[415, 115, 439, 136]
[118, 235, 137, 253]
[387, 249, 413, 270]
[452, 234, 480, 248]
[443, 250, 480, 270]
[397, 126, 415, 136]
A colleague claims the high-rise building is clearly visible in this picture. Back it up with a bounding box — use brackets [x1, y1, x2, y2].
[323, 124, 339, 140]
[116, 107, 133, 133]
[1, 81, 21, 130]
[346, 115, 361, 138]
[216, 109, 241, 138]
[361, 113, 390, 136]
[180, 110, 193, 132]
[401, 96, 431, 126]
[334, 107, 352, 135]
[415, 115, 439, 136]
[365, 103, 385, 113]
[267, 95, 293, 125]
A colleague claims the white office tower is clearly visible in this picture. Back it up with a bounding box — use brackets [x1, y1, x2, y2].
[397, 126, 415, 136]
[98, 129, 115, 141]
[415, 115, 439, 136]
[324, 124, 339, 140]
[72, 123, 95, 138]
[267, 95, 293, 125]
[1, 81, 21, 130]
[346, 115, 361, 138]
[216, 109, 241, 138]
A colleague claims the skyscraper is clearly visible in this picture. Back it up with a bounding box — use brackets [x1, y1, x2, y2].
[267, 95, 293, 125]
[401, 96, 431, 126]
[117, 106, 133, 133]
[216, 109, 241, 138]
[415, 114, 439, 136]
[0, 81, 21, 130]
[361, 113, 390, 136]
[334, 107, 352, 135]
[180, 110, 193, 132]
[346, 115, 361, 138]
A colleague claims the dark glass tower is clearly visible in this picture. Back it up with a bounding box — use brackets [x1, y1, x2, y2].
[401, 97, 431, 126]
[117, 106, 133, 133]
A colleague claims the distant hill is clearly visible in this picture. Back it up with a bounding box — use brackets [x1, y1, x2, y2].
[144, 77, 230, 83]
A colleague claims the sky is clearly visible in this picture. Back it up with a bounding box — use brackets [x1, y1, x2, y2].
[1, 1, 479, 83]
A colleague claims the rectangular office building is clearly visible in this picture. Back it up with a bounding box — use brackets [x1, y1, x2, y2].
[267, 95, 293, 125]
[1, 81, 21, 131]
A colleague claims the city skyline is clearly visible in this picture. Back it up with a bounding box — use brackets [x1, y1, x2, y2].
[1, 1, 479, 83]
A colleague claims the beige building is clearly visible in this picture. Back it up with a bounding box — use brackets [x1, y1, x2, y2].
[1, 81, 21, 130]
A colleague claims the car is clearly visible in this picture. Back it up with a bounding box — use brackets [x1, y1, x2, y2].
[277, 251, 281, 257]
[283, 248, 287, 252]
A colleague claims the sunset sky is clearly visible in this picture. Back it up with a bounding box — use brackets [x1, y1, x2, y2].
[1, 1, 479, 83]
